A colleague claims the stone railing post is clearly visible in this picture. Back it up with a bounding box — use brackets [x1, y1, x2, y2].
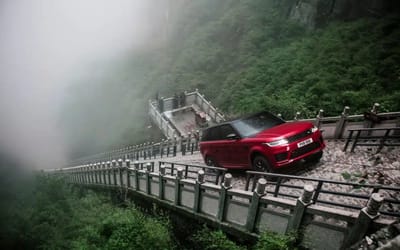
[94, 163, 99, 184]
[193, 170, 205, 213]
[81, 166, 85, 184]
[112, 160, 117, 185]
[159, 164, 166, 200]
[286, 184, 314, 233]
[342, 193, 384, 249]
[315, 109, 324, 128]
[181, 136, 186, 156]
[118, 159, 123, 187]
[195, 130, 200, 151]
[96, 162, 101, 184]
[334, 106, 350, 139]
[217, 173, 232, 222]
[166, 139, 171, 157]
[246, 178, 267, 232]
[82, 165, 87, 184]
[294, 112, 301, 120]
[173, 136, 177, 157]
[106, 161, 111, 185]
[364, 103, 380, 131]
[371, 103, 380, 114]
[145, 162, 152, 194]
[86, 166, 89, 184]
[86, 164, 90, 184]
[174, 167, 183, 206]
[125, 159, 131, 187]
[160, 139, 164, 158]
[133, 161, 139, 190]
[101, 162, 106, 185]
[90, 163, 95, 184]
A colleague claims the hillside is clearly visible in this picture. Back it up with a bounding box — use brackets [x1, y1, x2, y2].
[61, 0, 400, 158]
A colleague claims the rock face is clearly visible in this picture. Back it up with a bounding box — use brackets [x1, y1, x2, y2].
[289, 0, 400, 28]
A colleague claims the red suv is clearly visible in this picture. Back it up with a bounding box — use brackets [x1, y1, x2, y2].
[199, 111, 325, 172]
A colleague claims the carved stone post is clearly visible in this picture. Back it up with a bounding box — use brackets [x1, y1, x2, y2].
[294, 112, 301, 120]
[195, 130, 200, 151]
[133, 161, 139, 190]
[118, 159, 123, 187]
[101, 162, 106, 185]
[160, 139, 164, 158]
[193, 170, 205, 213]
[159, 164, 166, 200]
[125, 159, 131, 187]
[106, 161, 111, 185]
[286, 184, 314, 233]
[315, 109, 324, 128]
[246, 178, 267, 232]
[145, 162, 152, 194]
[371, 103, 380, 114]
[112, 160, 117, 185]
[364, 103, 380, 132]
[173, 136, 177, 157]
[174, 167, 183, 206]
[217, 173, 233, 222]
[335, 106, 350, 139]
[181, 136, 186, 156]
[89, 163, 94, 184]
[342, 193, 384, 249]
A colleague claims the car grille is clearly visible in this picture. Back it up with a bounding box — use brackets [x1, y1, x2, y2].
[287, 129, 312, 143]
[290, 142, 320, 159]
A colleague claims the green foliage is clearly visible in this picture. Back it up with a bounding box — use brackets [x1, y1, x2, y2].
[255, 231, 297, 250]
[60, 0, 400, 157]
[1, 174, 174, 250]
[191, 226, 245, 250]
[0, 163, 299, 250]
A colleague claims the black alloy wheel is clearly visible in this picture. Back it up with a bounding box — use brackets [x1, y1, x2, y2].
[205, 156, 216, 166]
[252, 155, 272, 172]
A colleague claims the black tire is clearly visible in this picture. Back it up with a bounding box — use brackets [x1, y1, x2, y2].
[305, 151, 323, 163]
[205, 156, 216, 166]
[252, 155, 273, 172]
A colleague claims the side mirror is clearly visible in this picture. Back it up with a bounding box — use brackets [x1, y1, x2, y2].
[226, 133, 239, 140]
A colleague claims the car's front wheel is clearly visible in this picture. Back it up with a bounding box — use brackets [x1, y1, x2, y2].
[252, 155, 273, 173]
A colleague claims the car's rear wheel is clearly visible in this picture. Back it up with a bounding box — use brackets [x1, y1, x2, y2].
[252, 155, 273, 173]
[205, 155, 216, 166]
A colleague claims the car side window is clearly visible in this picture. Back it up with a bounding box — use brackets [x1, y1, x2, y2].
[208, 127, 221, 141]
[219, 124, 236, 139]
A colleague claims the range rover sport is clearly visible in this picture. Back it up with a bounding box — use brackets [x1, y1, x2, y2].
[199, 111, 325, 172]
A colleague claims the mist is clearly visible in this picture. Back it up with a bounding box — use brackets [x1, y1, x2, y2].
[0, 0, 165, 169]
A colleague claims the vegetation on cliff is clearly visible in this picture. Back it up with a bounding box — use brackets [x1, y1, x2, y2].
[61, 0, 400, 156]
[0, 168, 295, 249]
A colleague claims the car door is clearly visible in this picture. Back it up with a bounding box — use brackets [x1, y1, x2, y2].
[217, 124, 238, 166]
[206, 126, 224, 165]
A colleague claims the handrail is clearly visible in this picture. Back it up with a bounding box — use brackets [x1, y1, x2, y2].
[158, 161, 227, 185]
[245, 171, 400, 217]
[344, 127, 400, 153]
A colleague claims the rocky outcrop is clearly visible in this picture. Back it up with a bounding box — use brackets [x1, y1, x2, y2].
[289, 0, 400, 28]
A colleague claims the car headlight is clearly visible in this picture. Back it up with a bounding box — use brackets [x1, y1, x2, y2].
[311, 126, 318, 133]
[263, 139, 288, 147]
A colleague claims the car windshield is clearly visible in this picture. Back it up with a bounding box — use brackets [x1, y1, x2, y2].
[232, 112, 285, 137]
